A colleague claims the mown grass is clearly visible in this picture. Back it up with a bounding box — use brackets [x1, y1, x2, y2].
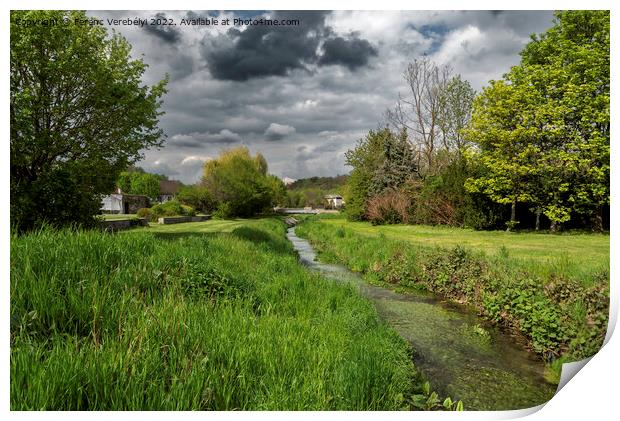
[11, 219, 422, 410]
[315, 215, 609, 285]
[295, 216, 609, 365]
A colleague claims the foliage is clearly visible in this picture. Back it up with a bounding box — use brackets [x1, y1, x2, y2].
[136, 207, 153, 220]
[465, 11, 610, 230]
[344, 128, 403, 221]
[118, 171, 162, 198]
[202, 147, 280, 218]
[438, 75, 476, 155]
[365, 189, 411, 225]
[368, 129, 417, 197]
[176, 185, 216, 213]
[11, 219, 418, 409]
[10, 10, 168, 231]
[150, 200, 194, 219]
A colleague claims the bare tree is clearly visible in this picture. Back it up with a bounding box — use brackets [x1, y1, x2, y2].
[386, 58, 452, 179]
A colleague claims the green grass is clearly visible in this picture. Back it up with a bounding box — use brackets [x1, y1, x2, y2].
[99, 213, 137, 221]
[295, 216, 609, 361]
[316, 216, 609, 284]
[11, 218, 423, 410]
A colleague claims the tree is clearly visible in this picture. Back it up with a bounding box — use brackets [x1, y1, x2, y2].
[438, 75, 476, 156]
[369, 128, 417, 196]
[387, 58, 451, 178]
[11, 10, 168, 230]
[463, 80, 541, 231]
[177, 185, 215, 213]
[130, 173, 161, 199]
[465, 11, 609, 231]
[344, 128, 391, 220]
[519, 10, 610, 231]
[202, 147, 276, 217]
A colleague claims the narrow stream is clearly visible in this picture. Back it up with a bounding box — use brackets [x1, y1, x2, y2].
[287, 226, 557, 410]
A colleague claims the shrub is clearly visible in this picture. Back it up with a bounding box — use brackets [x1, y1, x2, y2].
[365, 189, 411, 225]
[136, 208, 153, 220]
[181, 205, 196, 217]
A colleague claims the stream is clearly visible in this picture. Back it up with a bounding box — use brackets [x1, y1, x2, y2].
[286, 226, 557, 410]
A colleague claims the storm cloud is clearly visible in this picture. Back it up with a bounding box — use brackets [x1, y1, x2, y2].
[203, 11, 329, 81]
[318, 34, 378, 70]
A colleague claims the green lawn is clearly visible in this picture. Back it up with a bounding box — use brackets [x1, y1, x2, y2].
[136, 218, 266, 235]
[317, 216, 609, 283]
[99, 213, 136, 221]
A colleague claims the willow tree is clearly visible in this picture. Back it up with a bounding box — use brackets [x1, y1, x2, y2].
[11, 10, 168, 230]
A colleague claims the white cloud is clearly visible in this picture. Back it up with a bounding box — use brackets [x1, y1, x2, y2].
[264, 123, 296, 141]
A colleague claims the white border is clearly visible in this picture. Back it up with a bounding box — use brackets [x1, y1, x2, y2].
[3, 1, 617, 419]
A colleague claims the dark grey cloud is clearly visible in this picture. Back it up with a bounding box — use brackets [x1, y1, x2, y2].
[202, 11, 378, 81]
[318, 34, 378, 70]
[170, 129, 243, 148]
[142, 12, 182, 44]
[203, 11, 329, 81]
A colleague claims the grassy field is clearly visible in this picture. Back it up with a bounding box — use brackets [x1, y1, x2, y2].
[315, 216, 609, 284]
[11, 218, 437, 410]
[295, 216, 609, 363]
[99, 213, 137, 221]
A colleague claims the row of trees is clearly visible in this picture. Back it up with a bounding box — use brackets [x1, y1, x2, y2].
[344, 10, 609, 232]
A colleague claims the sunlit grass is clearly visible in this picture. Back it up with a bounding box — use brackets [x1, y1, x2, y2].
[11, 218, 415, 410]
[317, 216, 609, 284]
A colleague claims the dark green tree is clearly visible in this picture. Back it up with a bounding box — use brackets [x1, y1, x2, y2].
[369, 129, 417, 196]
[11, 10, 168, 231]
[343, 128, 391, 220]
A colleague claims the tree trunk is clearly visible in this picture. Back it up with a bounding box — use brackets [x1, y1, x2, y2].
[507, 200, 517, 232]
[535, 209, 541, 231]
[550, 220, 558, 233]
[592, 205, 604, 232]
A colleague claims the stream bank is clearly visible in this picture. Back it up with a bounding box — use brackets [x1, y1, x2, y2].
[287, 226, 557, 410]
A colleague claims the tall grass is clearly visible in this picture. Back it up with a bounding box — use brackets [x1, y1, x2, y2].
[11, 219, 415, 410]
[295, 217, 609, 362]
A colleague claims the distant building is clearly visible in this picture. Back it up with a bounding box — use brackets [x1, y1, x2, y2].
[100, 188, 150, 214]
[324, 194, 344, 209]
[158, 180, 181, 203]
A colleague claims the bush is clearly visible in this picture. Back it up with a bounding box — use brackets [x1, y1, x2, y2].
[181, 205, 196, 217]
[136, 208, 153, 220]
[365, 190, 411, 225]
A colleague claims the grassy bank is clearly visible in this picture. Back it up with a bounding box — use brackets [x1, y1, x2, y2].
[295, 216, 609, 369]
[11, 218, 437, 410]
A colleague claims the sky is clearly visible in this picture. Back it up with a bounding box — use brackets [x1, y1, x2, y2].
[89, 10, 556, 184]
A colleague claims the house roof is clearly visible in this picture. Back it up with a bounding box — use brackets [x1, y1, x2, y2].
[159, 180, 181, 195]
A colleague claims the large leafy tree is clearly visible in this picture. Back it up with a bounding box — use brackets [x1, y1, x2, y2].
[465, 10, 609, 231]
[11, 10, 168, 230]
[519, 10, 610, 231]
[202, 147, 278, 217]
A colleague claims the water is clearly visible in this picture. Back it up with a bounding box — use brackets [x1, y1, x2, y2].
[287, 226, 557, 410]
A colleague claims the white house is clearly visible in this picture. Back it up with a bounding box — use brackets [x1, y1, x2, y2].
[324, 194, 344, 209]
[100, 187, 150, 214]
